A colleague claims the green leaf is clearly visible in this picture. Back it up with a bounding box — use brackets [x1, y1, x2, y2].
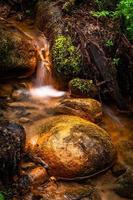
[0, 193, 5, 200]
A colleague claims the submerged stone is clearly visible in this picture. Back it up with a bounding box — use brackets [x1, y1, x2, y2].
[54, 98, 102, 123]
[28, 115, 116, 179]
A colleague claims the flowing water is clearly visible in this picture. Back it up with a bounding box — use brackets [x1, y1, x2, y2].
[9, 20, 65, 99]
[0, 20, 133, 200]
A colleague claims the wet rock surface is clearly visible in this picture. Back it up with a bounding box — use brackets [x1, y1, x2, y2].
[111, 162, 127, 177]
[117, 140, 133, 168]
[21, 182, 101, 200]
[28, 115, 116, 179]
[0, 89, 132, 200]
[0, 121, 26, 182]
[0, 21, 37, 79]
[114, 169, 133, 199]
[53, 98, 102, 123]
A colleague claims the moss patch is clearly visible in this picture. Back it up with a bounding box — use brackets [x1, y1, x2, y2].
[0, 30, 14, 66]
[69, 78, 98, 98]
[52, 35, 82, 80]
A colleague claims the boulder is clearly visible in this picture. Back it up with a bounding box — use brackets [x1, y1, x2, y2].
[0, 121, 26, 181]
[69, 78, 98, 98]
[54, 98, 102, 122]
[28, 115, 116, 179]
[114, 169, 133, 199]
[0, 21, 37, 79]
[117, 140, 133, 168]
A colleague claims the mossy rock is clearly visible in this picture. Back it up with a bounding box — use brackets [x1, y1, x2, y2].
[28, 115, 116, 179]
[0, 22, 37, 79]
[114, 169, 133, 199]
[0, 122, 26, 181]
[69, 78, 98, 98]
[54, 98, 102, 123]
[52, 35, 82, 81]
[35, 0, 63, 36]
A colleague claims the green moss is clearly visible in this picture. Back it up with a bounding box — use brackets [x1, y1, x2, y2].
[0, 31, 14, 66]
[116, 0, 133, 41]
[0, 192, 5, 200]
[0, 29, 25, 68]
[52, 35, 82, 80]
[72, 78, 92, 93]
[70, 78, 97, 95]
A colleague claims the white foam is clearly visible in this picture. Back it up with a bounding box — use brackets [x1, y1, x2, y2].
[30, 86, 65, 98]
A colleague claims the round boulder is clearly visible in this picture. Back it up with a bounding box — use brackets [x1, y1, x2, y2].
[28, 115, 116, 179]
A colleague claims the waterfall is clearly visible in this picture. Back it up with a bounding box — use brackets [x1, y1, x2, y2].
[8, 21, 65, 98]
[30, 32, 65, 98]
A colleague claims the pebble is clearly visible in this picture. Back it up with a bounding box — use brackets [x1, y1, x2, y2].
[19, 117, 30, 123]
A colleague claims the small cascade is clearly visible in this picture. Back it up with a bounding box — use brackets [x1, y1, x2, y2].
[31, 33, 65, 98]
[8, 21, 65, 98]
[35, 41, 52, 87]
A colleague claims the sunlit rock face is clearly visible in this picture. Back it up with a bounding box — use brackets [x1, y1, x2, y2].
[0, 22, 37, 79]
[28, 115, 116, 179]
[54, 98, 102, 123]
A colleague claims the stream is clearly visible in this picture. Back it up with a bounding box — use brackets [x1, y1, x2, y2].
[0, 20, 133, 200]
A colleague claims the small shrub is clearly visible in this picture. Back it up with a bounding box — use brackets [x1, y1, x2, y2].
[69, 78, 98, 97]
[52, 35, 82, 80]
[116, 0, 133, 41]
